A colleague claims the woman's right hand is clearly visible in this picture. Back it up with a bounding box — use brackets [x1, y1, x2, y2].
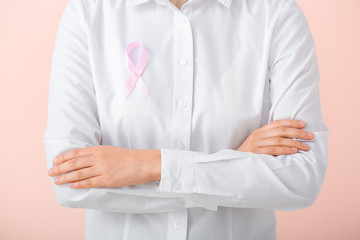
[237, 119, 314, 156]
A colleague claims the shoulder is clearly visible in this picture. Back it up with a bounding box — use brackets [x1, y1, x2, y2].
[233, 0, 292, 12]
[232, 0, 296, 26]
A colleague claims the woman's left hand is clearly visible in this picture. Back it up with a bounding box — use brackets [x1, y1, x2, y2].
[47, 145, 161, 188]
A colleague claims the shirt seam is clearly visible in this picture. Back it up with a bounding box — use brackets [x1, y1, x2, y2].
[268, 0, 294, 71]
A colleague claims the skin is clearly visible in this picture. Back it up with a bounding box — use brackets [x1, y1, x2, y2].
[48, 146, 161, 188]
[237, 119, 314, 155]
[170, 0, 189, 10]
[48, 119, 314, 188]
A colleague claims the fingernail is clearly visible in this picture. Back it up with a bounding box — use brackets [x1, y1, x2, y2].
[302, 143, 308, 148]
[298, 120, 305, 125]
[54, 177, 60, 184]
[53, 158, 58, 164]
[48, 168, 54, 176]
[291, 148, 297, 151]
[307, 132, 313, 137]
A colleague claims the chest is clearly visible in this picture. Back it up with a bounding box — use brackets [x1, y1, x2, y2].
[85, 2, 272, 151]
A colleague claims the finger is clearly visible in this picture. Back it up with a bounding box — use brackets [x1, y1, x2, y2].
[49, 156, 94, 177]
[53, 146, 97, 165]
[261, 119, 306, 131]
[258, 127, 314, 140]
[68, 175, 104, 189]
[254, 137, 309, 151]
[54, 166, 99, 185]
[253, 146, 298, 156]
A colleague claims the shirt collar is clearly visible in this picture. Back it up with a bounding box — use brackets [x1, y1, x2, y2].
[126, 0, 233, 9]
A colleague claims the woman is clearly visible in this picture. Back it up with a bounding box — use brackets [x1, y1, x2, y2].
[43, 0, 329, 239]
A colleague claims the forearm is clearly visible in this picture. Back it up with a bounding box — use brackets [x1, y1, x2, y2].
[136, 149, 162, 182]
[44, 0, 189, 213]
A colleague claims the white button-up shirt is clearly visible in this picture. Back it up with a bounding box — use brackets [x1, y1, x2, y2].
[43, 0, 330, 239]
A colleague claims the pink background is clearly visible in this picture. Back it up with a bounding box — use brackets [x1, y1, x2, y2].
[0, 0, 359, 239]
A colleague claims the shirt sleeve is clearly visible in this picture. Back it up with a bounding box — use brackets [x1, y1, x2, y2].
[155, 0, 330, 211]
[43, 0, 190, 213]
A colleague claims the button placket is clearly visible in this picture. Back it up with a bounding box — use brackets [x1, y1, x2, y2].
[166, 9, 193, 240]
[171, 11, 193, 154]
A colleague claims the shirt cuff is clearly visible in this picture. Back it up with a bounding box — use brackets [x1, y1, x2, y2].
[156, 148, 196, 194]
[155, 148, 229, 211]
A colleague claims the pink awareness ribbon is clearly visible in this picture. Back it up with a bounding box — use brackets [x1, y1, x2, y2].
[123, 41, 149, 100]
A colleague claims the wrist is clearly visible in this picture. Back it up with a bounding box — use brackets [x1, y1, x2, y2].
[141, 149, 161, 181]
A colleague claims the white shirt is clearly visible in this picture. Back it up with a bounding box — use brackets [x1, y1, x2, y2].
[43, 0, 330, 239]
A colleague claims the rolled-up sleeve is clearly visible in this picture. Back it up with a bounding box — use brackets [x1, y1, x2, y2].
[156, 0, 329, 211]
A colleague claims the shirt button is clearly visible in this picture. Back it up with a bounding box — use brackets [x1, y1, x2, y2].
[177, 99, 187, 108]
[174, 182, 182, 191]
[155, 180, 160, 187]
[174, 221, 182, 230]
[175, 140, 185, 150]
[176, 16, 186, 24]
[179, 57, 188, 66]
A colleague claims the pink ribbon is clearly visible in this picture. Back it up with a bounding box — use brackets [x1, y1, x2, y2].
[123, 41, 149, 100]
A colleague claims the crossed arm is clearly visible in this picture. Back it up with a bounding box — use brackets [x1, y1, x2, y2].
[44, 0, 329, 213]
[47, 119, 314, 189]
